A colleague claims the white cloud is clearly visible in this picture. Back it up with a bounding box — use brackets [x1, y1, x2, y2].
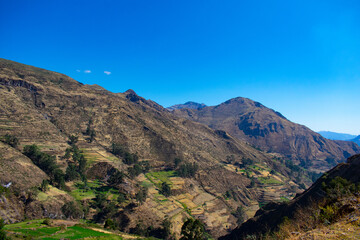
[84, 70, 91, 73]
[104, 71, 111, 75]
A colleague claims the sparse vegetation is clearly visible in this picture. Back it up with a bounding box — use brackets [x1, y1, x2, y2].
[23, 144, 66, 189]
[111, 142, 139, 164]
[232, 206, 246, 225]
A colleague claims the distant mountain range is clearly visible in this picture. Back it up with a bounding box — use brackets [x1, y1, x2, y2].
[352, 135, 360, 146]
[317, 131, 357, 141]
[167, 101, 207, 111]
[318, 131, 360, 148]
[170, 100, 360, 171]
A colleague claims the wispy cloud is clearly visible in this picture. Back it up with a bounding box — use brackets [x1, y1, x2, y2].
[104, 71, 111, 75]
[84, 70, 91, 73]
[76, 69, 81, 72]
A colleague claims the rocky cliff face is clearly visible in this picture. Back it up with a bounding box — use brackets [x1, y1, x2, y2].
[172, 97, 360, 171]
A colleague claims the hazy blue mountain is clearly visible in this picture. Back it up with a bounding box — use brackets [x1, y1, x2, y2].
[351, 135, 360, 146]
[318, 131, 356, 141]
[167, 101, 207, 111]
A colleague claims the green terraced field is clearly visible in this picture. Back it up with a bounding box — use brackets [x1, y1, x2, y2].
[4, 219, 160, 240]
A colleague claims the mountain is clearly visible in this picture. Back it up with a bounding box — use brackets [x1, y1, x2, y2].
[171, 97, 360, 172]
[220, 154, 360, 239]
[0, 59, 309, 238]
[351, 135, 360, 146]
[318, 131, 356, 141]
[167, 101, 207, 111]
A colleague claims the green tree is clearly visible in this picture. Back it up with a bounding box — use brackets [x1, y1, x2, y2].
[162, 218, 172, 239]
[177, 162, 198, 178]
[63, 147, 71, 159]
[136, 187, 148, 204]
[65, 163, 79, 181]
[94, 192, 107, 209]
[117, 193, 127, 204]
[51, 169, 65, 189]
[68, 135, 78, 145]
[0, 218, 8, 240]
[104, 219, 116, 230]
[40, 179, 49, 192]
[108, 171, 124, 186]
[180, 218, 205, 240]
[128, 164, 143, 178]
[89, 129, 96, 143]
[174, 158, 182, 168]
[160, 182, 171, 197]
[2, 134, 19, 148]
[61, 201, 83, 219]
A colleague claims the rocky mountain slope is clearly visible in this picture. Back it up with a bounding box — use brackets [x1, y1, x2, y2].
[167, 101, 207, 111]
[171, 97, 360, 172]
[0, 58, 309, 238]
[220, 154, 360, 239]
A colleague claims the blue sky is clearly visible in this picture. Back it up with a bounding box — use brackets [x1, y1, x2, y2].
[1, 0, 359, 134]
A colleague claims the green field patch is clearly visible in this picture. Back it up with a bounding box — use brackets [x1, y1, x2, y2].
[4, 219, 43, 230]
[258, 177, 282, 185]
[10, 227, 60, 237]
[280, 196, 290, 202]
[146, 171, 176, 187]
[70, 182, 96, 201]
[70, 180, 121, 201]
[41, 225, 112, 240]
[37, 191, 49, 201]
[141, 180, 153, 189]
[176, 200, 192, 215]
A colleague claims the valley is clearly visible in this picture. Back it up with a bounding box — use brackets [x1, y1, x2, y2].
[0, 58, 359, 239]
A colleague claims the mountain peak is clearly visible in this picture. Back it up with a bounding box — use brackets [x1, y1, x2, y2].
[167, 101, 207, 111]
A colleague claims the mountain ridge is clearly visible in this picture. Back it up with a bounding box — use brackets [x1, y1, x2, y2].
[171, 98, 360, 172]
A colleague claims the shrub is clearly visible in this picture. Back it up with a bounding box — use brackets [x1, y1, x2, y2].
[319, 204, 339, 225]
[42, 218, 52, 225]
[104, 219, 116, 230]
[2, 134, 19, 148]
